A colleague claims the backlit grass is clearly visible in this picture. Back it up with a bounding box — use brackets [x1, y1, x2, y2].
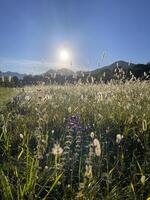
[0, 87, 18, 109]
[0, 82, 150, 199]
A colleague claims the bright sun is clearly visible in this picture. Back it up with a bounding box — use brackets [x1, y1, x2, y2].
[59, 49, 69, 61]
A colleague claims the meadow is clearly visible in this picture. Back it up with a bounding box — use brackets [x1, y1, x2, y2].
[0, 87, 18, 109]
[0, 81, 150, 200]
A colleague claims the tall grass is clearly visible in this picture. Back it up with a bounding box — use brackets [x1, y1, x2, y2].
[0, 81, 150, 199]
[0, 87, 18, 109]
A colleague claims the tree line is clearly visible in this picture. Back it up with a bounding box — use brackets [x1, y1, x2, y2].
[0, 63, 150, 87]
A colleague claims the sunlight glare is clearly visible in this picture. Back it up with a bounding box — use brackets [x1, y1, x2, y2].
[59, 49, 69, 61]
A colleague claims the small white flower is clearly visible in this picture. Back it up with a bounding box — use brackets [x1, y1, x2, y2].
[19, 134, 24, 139]
[42, 139, 46, 143]
[116, 134, 123, 144]
[68, 107, 72, 113]
[25, 95, 31, 101]
[45, 94, 50, 100]
[90, 132, 95, 138]
[45, 166, 48, 170]
[51, 130, 54, 134]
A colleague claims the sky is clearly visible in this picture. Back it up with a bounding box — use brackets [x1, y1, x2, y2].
[0, 0, 150, 74]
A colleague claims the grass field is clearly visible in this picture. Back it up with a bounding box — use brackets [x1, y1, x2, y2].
[0, 87, 18, 109]
[0, 82, 150, 199]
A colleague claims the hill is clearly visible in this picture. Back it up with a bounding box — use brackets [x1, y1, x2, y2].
[0, 71, 26, 79]
[1, 60, 150, 86]
[44, 68, 74, 77]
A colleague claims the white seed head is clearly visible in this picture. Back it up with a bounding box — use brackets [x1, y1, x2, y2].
[25, 95, 31, 101]
[85, 165, 93, 179]
[45, 166, 48, 170]
[41, 139, 46, 143]
[68, 107, 72, 113]
[93, 138, 101, 156]
[116, 134, 123, 144]
[90, 132, 95, 138]
[140, 175, 146, 185]
[19, 134, 24, 139]
[52, 143, 63, 156]
[142, 120, 147, 131]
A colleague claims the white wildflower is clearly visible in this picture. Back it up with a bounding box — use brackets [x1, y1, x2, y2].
[68, 107, 72, 113]
[51, 130, 54, 134]
[41, 139, 46, 143]
[116, 134, 123, 144]
[19, 134, 24, 139]
[45, 94, 50, 100]
[45, 166, 48, 170]
[25, 95, 31, 101]
[90, 132, 95, 138]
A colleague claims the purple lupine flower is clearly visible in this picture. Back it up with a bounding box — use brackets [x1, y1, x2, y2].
[66, 113, 92, 133]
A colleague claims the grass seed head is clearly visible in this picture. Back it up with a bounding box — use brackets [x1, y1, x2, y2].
[93, 138, 101, 156]
[52, 143, 63, 156]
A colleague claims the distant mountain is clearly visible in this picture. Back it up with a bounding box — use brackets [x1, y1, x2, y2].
[43, 60, 150, 81]
[1, 60, 150, 86]
[57, 68, 74, 76]
[44, 69, 56, 75]
[93, 60, 135, 73]
[0, 71, 26, 79]
[44, 68, 74, 77]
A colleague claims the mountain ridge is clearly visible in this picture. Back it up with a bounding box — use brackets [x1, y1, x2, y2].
[0, 71, 26, 79]
[0, 60, 150, 79]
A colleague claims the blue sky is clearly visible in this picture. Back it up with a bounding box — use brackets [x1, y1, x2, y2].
[0, 0, 150, 74]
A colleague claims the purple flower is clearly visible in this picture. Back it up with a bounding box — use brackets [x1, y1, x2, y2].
[66, 114, 92, 133]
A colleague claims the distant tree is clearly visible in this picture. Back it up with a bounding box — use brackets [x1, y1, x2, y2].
[12, 76, 19, 87]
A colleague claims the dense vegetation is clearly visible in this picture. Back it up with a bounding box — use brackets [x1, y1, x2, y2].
[0, 87, 18, 109]
[0, 80, 150, 199]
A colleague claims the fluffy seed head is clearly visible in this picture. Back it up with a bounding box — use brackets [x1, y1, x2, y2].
[93, 138, 101, 156]
[116, 134, 123, 144]
[85, 165, 93, 179]
[52, 143, 63, 156]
